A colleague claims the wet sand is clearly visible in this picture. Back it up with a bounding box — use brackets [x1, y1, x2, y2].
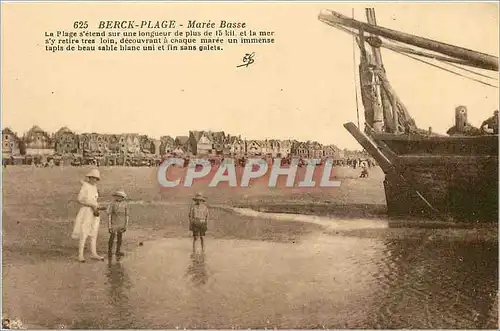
[2, 166, 498, 329]
[4, 233, 498, 329]
[2, 166, 382, 264]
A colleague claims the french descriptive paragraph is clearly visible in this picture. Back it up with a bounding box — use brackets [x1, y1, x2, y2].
[44, 20, 276, 53]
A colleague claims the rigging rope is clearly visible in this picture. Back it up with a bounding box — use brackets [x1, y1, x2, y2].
[386, 39, 498, 81]
[433, 58, 498, 81]
[394, 51, 499, 88]
[321, 21, 499, 87]
[351, 9, 361, 129]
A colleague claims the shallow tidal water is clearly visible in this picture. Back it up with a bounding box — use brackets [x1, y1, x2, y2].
[3, 217, 498, 329]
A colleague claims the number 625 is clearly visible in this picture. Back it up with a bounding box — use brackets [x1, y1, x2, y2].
[73, 21, 88, 29]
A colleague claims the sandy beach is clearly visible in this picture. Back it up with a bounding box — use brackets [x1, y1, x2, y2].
[2, 165, 386, 263]
[2, 165, 497, 329]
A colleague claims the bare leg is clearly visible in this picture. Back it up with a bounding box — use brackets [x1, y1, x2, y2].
[193, 236, 197, 254]
[200, 236, 205, 252]
[78, 234, 88, 262]
[90, 235, 104, 260]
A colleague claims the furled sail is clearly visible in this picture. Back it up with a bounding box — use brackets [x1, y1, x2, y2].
[318, 9, 499, 71]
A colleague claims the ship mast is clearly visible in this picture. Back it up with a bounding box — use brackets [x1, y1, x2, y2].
[365, 8, 384, 133]
[319, 9, 499, 71]
[354, 9, 416, 134]
[320, 8, 498, 135]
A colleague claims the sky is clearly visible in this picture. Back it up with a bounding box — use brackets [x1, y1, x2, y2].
[1, 2, 498, 150]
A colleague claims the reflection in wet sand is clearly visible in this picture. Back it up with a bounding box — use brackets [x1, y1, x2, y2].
[105, 259, 133, 328]
[185, 253, 208, 286]
[2, 233, 497, 329]
[123, 236, 388, 328]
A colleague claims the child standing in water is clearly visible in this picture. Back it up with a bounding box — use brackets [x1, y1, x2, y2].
[107, 190, 129, 258]
[189, 192, 209, 253]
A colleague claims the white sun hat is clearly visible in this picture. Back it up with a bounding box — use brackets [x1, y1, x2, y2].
[85, 168, 101, 180]
[112, 189, 127, 198]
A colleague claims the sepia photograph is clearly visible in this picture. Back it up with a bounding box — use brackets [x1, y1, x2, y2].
[1, 1, 498, 329]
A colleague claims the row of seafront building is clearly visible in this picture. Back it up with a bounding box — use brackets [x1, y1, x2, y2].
[2, 125, 358, 161]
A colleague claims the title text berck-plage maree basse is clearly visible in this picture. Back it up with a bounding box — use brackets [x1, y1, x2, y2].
[97, 20, 247, 29]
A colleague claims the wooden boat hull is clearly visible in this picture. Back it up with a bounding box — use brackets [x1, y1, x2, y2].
[323, 6, 499, 223]
[377, 134, 498, 222]
[383, 156, 498, 221]
[344, 123, 498, 222]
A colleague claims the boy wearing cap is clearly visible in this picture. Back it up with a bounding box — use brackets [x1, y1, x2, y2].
[107, 189, 129, 258]
[189, 193, 209, 253]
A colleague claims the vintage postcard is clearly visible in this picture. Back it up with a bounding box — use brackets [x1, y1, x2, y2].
[1, 1, 498, 329]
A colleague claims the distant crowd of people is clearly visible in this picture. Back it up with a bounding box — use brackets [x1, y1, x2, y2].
[3, 154, 377, 169]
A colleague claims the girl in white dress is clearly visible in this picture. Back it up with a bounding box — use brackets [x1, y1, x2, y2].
[72, 168, 105, 262]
